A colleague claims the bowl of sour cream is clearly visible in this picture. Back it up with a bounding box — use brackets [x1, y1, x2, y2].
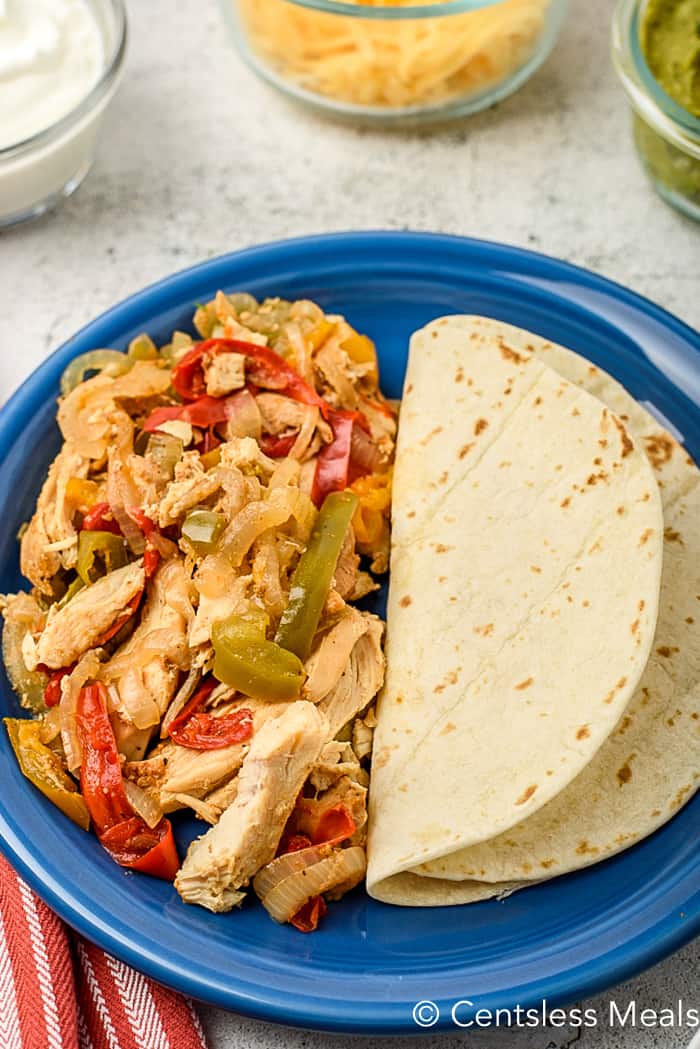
[0, 0, 127, 227]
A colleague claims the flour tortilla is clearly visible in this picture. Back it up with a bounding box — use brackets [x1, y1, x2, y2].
[366, 316, 665, 905]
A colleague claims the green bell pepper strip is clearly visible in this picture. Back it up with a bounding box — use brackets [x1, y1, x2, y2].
[77, 530, 129, 585]
[212, 617, 306, 700]
[5, 718, 90, 830]
[182, 509, 226, 556]
[275, 490, 359, 662]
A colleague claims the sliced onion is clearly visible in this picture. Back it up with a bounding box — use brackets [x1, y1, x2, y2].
[219, 486, 301, 567]
[38, 706, 62, 745]
[257, 847, 366, 924]
[147, 530, 179, 560]
[161, 665, 202, 737]
[289, 406, 319, 462]
[224, 389, 262, 441]
[60, 350, 131, 397]
[59, 651, 102, 770]
[123, 778, 163, 829]
[1, 595, 47, 713]
[350, 424, 382, 475]
[169, 792, 218, 824]
[113, 506, 146, 555]
[253, 842, 334, 900]
[268, 457, 300, 489]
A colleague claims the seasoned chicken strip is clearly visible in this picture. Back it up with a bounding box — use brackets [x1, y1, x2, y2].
[154, 453, 221, 528]
[175, 701, 328, 911]
[105, 558, 194, 729]
[20, 444, 90, 594]
[303, 607, 369, 704]
[123, 699, 291, 811]
[36, 561, 145, 668]
[318, 615, 385, 738]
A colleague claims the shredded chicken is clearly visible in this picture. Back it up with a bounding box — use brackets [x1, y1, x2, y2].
[154, 453, 221, 527]
[333, 523, 360, 600]
[303, 606, 369, 704]
[20, 445, 90, 594]
[104, 558, 194, 730]
[318, 615, 385, 738]
[204, 352, 246, 397]
[175, 701, 328, 911]
[36, 561, 145, 668]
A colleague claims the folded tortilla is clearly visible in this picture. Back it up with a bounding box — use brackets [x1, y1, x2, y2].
[367, 316, 667, 905]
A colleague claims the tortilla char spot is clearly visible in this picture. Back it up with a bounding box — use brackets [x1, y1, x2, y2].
[434, 668, 461, 694]
[686, 616, 695, 625]
[560, 496, 571, 508]
[474, 623, 494, 637]
[433, 543, 453, 553]
[639, 600, 645, 611]
[438, 470, 449, 485]
[374, 748, 392, 769]
[455, 367, 464, 382]
[664, 527, 684, 544]
[399, 595, 412, 608]
[582, 599, 590, 608]
[612, 415, 634, 457]
[587, 470, 608, 486]
[541, 859, 555, 869]
[616, 505, 626, 516]
[588, 539, 603, 555]
[533, 395, 543, 406]
[407, 510, 416, 518]
[617, 715, 633, 735]
[657, 645, 679, 658]
[639, 528, 654, 546]
[498, 339, 527, 364]
[459, 442, 474, 459]
[405, 383, 414, 394]
[395, 695, 403, 704]
[530, 565, 541, 574]
[672, 785, 692, 809]
[617, 763, 633, 784]
[398, 784, 408, 792]
[546, 769, 553, 776]
[576, 840, 599, 855]
[515, 677, 534, 691]
[604, 676, 628, 703]
[692, 712, 698, 720]
[572, 407, 581, 417]
[600, 409, 610, 433]
[515, 784, 538, 806]
[440, 722, 457, 736]
[630, 618, 640, 636]
[474, 417, 488, 436]
[576, 725, 591, 740]
[644, 433, 674, 470]
[421, 425, 443, 445]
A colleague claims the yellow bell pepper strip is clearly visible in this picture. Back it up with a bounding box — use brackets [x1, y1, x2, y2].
[181, 509, 226, 556]
[5, 718, 90, 830]
[64, 477, 101, 514]
[212, 617, 306, 700]
[76, 530, 129, 585]
[275, 490, 359, 661]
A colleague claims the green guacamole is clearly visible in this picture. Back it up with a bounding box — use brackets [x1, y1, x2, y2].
[641, 0, 700, 117]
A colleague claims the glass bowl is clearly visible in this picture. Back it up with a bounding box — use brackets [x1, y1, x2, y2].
[220, 0, 569, 125]
[0, 0, 127, 229]
[612, 0, 700, 222]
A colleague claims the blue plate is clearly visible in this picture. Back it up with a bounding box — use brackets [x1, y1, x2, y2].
[0, 233, 698, 1035]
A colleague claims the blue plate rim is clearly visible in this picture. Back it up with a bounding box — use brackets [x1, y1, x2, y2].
[0, 231, 698, 1034]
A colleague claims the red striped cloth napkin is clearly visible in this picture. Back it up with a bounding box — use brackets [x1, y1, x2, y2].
[0, 853, 209, 1049]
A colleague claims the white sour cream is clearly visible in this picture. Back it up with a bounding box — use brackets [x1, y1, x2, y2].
[0, 0, 105, 150]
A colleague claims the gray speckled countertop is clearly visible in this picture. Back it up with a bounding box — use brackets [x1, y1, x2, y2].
[1, 0, 698, 1046]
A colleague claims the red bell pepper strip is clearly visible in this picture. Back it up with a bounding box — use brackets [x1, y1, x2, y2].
[311, 410, 372, 507]
[172, 339, 330, 418]
[43, 666, 73, 708]
[310, 804, 356, 846]
[290, 895, 327, 933]
[81, 502, 122, 535]
[99, 816, 179, 879]
[168, 678, 254, 751]
[77, 683, 133, 835]
[76, 683, 179, 879]
[259, 431, 298, 458]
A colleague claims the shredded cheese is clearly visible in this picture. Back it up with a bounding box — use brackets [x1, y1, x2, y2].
[237, 0, 553, 110]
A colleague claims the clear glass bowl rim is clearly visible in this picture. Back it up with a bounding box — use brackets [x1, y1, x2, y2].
[0, 0, 128, 161]
[611, 0, 700, 159]
[253, 0, 525, 19]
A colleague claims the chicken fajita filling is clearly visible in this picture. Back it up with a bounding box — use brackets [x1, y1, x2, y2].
[1, 293, 395, 931]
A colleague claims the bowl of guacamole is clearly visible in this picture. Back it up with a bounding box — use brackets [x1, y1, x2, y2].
[612, 0, 700, 221]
